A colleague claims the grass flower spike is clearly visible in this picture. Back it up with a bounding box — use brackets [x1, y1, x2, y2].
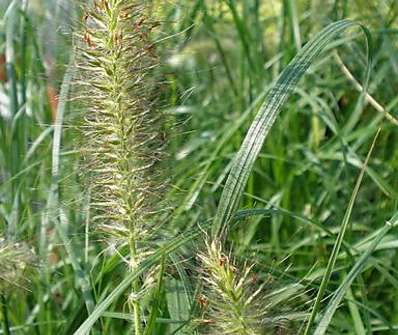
[77, 0, 166, 333]
[0, 238, 35, 335]
[199, 240, 265, 335]
[0, 238, 35, 292]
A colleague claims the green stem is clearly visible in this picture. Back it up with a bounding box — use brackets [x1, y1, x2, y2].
[129, 233, 142, 335]
[1, 295, 10, 335]
[132, 300, 141, 335]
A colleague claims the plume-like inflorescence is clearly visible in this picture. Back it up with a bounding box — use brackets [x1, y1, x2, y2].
[198, 240, 266, 335]
[199, 240, 305, 334]
[77, 0, 166, 254]
[0, 238, 35, 292]
[76, 2, 166, 331]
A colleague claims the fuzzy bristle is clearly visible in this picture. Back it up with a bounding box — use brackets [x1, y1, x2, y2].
[198, 240, 266, 335]
[198, 240, 306, 334]
[0, 238, 35, 292]
[77, 0, 166, 249]
[76, 1, 166, 332]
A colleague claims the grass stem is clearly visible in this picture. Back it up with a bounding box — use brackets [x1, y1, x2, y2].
[129, 231, 142, 335]
[0, 295, 10, 335]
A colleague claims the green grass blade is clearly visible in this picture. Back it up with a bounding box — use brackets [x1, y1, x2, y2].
[143, 256, 166, 335]
[313, 212, 398, 335]
[58, 209, 96, 314]
[287, 0, 302, 50]
[48, 58, 96, 316]
[212, 19, 373, 237]
[225, 0, 257, 74]
[4, 0, 20, 119]
[4, 0, 22, 238]
[73, 229, 203, 335]
[346, 288, 366, 335]
[0, 295, 10, 335]
[172, 91, 267, 222]
[303, 128, 380, 334]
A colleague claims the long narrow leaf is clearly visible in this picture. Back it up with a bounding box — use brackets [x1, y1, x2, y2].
[73, 229, 203, 335]
[48, 58, 97, 317]
[303, 128, 380, 334]
[213, 19, 373, 237]
[314, 212, 398, 335]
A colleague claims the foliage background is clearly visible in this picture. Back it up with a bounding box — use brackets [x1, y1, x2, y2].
[0, 0, 397, 334]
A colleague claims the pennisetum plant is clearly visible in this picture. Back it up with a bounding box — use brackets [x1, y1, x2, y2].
[73, 1, 302, 333]
[70, 3, 378, 333]
[76, 0, 167, 333]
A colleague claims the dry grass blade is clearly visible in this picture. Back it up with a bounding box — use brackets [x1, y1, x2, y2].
[334, 52, 398, 127]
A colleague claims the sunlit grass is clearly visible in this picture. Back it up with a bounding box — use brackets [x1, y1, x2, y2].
[1, 0, 397, 334]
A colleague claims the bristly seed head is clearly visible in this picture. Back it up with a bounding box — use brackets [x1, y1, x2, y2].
[0, 238, 36, 292]
[76, 0, 168, 263]
[198, 240, 264, 335]
[198, 240, 304, 334]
